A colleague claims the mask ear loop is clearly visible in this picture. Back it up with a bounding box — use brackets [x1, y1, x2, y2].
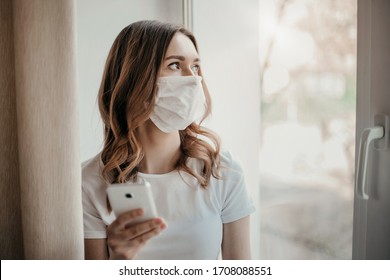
[199, 77, 211, 125]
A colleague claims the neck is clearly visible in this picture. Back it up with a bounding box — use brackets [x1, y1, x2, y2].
[137, 120, 181, 174]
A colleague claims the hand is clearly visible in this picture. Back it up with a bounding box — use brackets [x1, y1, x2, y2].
[106, 208, 167, 259]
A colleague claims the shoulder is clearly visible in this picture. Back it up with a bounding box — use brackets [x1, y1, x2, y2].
[214, 149, 255, 223]
[219, 149, 244, 180]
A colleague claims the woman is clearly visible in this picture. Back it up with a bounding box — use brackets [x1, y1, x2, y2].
[82, 20, 255, 260]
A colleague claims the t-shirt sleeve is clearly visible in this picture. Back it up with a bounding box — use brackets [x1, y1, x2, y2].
[82, 186, 107, 239]
[220, 152, 256, 223]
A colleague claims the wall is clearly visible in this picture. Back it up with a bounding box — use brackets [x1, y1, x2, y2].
[192, 0, 261, 258]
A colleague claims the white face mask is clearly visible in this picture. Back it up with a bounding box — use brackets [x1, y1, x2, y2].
[150, 76, 206, 133]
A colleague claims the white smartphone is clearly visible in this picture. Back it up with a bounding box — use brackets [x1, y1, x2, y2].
[107, 182, 158, 225]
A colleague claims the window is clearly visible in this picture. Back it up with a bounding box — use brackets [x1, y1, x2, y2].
[259, 0, 357, 259]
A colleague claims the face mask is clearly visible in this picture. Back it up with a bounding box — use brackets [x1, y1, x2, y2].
[150, 76, 206, 133]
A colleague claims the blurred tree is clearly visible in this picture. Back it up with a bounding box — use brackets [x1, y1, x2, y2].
[261, 0, 357, 121]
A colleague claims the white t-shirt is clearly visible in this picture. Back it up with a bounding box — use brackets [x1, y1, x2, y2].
[82, 149, 255, 260]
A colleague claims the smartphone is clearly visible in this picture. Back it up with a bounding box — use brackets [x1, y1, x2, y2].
[107, 182, 158, 225]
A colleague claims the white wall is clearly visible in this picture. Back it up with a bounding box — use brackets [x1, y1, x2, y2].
[193, 0, 261, 259]
[76, 0, 260, 258]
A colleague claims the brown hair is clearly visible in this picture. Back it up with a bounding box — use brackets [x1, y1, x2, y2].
[98, 20, 220, 187]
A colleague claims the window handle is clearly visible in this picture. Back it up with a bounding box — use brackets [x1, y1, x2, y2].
[355, 126, 384, 200]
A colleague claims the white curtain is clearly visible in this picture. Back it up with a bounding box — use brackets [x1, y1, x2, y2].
[0, 0, 83, 259]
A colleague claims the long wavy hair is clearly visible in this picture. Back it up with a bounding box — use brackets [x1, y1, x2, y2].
[98, 20, 221, 188]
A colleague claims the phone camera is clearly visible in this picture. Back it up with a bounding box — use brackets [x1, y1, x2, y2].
[125, 193, 133, 198]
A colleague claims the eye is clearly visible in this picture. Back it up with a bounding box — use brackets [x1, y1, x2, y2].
[168, 62, 180, 70]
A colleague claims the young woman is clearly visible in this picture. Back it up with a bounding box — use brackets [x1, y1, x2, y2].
[82, 20, 255, 260]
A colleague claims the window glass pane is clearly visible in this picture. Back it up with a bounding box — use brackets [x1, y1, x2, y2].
[259, 0, 357, 259]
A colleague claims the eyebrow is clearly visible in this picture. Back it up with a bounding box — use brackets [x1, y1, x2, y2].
[165, 55, 200, 62]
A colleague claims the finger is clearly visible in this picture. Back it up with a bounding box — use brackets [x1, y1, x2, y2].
[122, 218, 164, 240]
[108, 234, 149, 260]
[108, 220, 168, 252]
[108, 220, 162, 249]
[107, 209, 143, 234]
[108, 218, 167, 247]
[127, 226, 164, 247]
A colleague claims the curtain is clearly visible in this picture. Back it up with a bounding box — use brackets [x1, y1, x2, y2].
[0, 0, 83, 259]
